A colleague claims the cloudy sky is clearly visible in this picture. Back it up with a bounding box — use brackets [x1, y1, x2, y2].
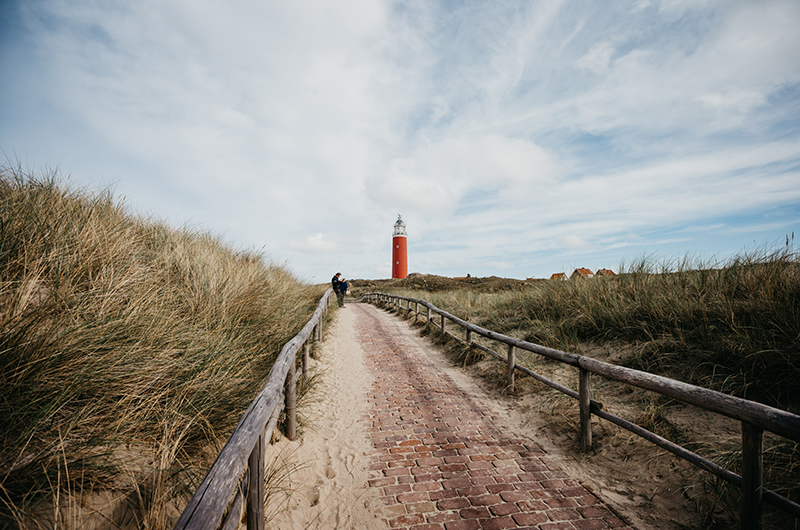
[1, 0, 799, 282]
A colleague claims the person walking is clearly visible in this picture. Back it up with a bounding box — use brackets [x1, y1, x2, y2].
[331, 272, 345, 307]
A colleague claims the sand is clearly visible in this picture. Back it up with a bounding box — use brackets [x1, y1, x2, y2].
[263, 307, 384, 529]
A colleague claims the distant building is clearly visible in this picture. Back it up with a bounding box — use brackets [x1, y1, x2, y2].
[596, 268, 616, 277]
[571, 268, 594, 279]
[550, 273, 568, 281]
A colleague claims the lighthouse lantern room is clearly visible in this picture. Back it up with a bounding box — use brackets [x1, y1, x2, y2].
[392, 215, 408, 279]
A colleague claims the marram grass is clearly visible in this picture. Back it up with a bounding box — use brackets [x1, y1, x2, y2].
[376, 251, 800, 409]
[0, 166, 326, 528]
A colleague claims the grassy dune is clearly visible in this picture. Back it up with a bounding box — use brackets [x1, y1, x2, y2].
[358, 253, 800, 409]
[0, 167, 326, 528]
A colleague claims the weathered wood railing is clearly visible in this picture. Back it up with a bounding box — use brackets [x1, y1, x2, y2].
[361, 292, 800, 530]
[173, 288, 334, 530]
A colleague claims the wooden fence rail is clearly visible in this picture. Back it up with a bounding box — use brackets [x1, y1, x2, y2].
[361, 292, 800, 530]
[173, 288, 334, 530]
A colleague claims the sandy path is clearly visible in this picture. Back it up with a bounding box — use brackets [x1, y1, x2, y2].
[264, 303, 635, 529]
[263, 305, 385, 529]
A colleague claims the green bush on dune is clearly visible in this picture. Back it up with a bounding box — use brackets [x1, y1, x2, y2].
[0, 166, 325, 528]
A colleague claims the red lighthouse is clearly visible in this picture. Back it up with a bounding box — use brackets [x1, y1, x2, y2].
[392, 215, 408, 279]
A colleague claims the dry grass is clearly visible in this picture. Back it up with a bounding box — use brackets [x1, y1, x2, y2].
[0, 165, 326, 528]
[363, 251, 800, 409]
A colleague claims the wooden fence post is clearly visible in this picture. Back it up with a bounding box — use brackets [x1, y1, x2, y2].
[507, 344, 515, 392]
[466, 329, 472, 344]
[415, 301, 419, 322]
[441, 314, 446, 334]
[246, 432, 265, 530]
[426, 306, 431, 329]
[303, 340, 310, 377]
[286, 359, 297, 441]
[580, 368, 592, 451]
[741, 422, 764, 530]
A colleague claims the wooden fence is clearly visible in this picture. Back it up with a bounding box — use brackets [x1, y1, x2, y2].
[361, 292, 800, 530]
[173, 288, 334, 530]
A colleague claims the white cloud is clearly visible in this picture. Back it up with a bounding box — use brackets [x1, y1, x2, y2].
[367, 134, 562, 217]
[492, 1, 800, 141]
[575, 42, 616, 75]
[559, 235, 592, 249]
[696, 89, 767, 112]
[290, 234, 337, 254]
[368, 174, 453, 214]
[657, 0, 720, 16]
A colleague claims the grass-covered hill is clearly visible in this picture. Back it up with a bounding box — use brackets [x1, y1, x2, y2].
[353, 254, 800, 410]
[352, 273, 534, 293]
[0, 167, 326, 528]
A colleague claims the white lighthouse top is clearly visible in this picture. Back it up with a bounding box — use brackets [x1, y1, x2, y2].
[393, 214, 407, 237]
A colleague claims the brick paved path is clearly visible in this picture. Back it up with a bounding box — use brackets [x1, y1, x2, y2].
[352, 303, 635, 530]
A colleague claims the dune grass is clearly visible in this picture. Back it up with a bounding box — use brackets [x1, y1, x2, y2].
[374, 251, 800, 409]
[0, 166, 326, 528]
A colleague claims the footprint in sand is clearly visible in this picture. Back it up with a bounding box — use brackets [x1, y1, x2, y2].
[308, 484, 321, 507]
